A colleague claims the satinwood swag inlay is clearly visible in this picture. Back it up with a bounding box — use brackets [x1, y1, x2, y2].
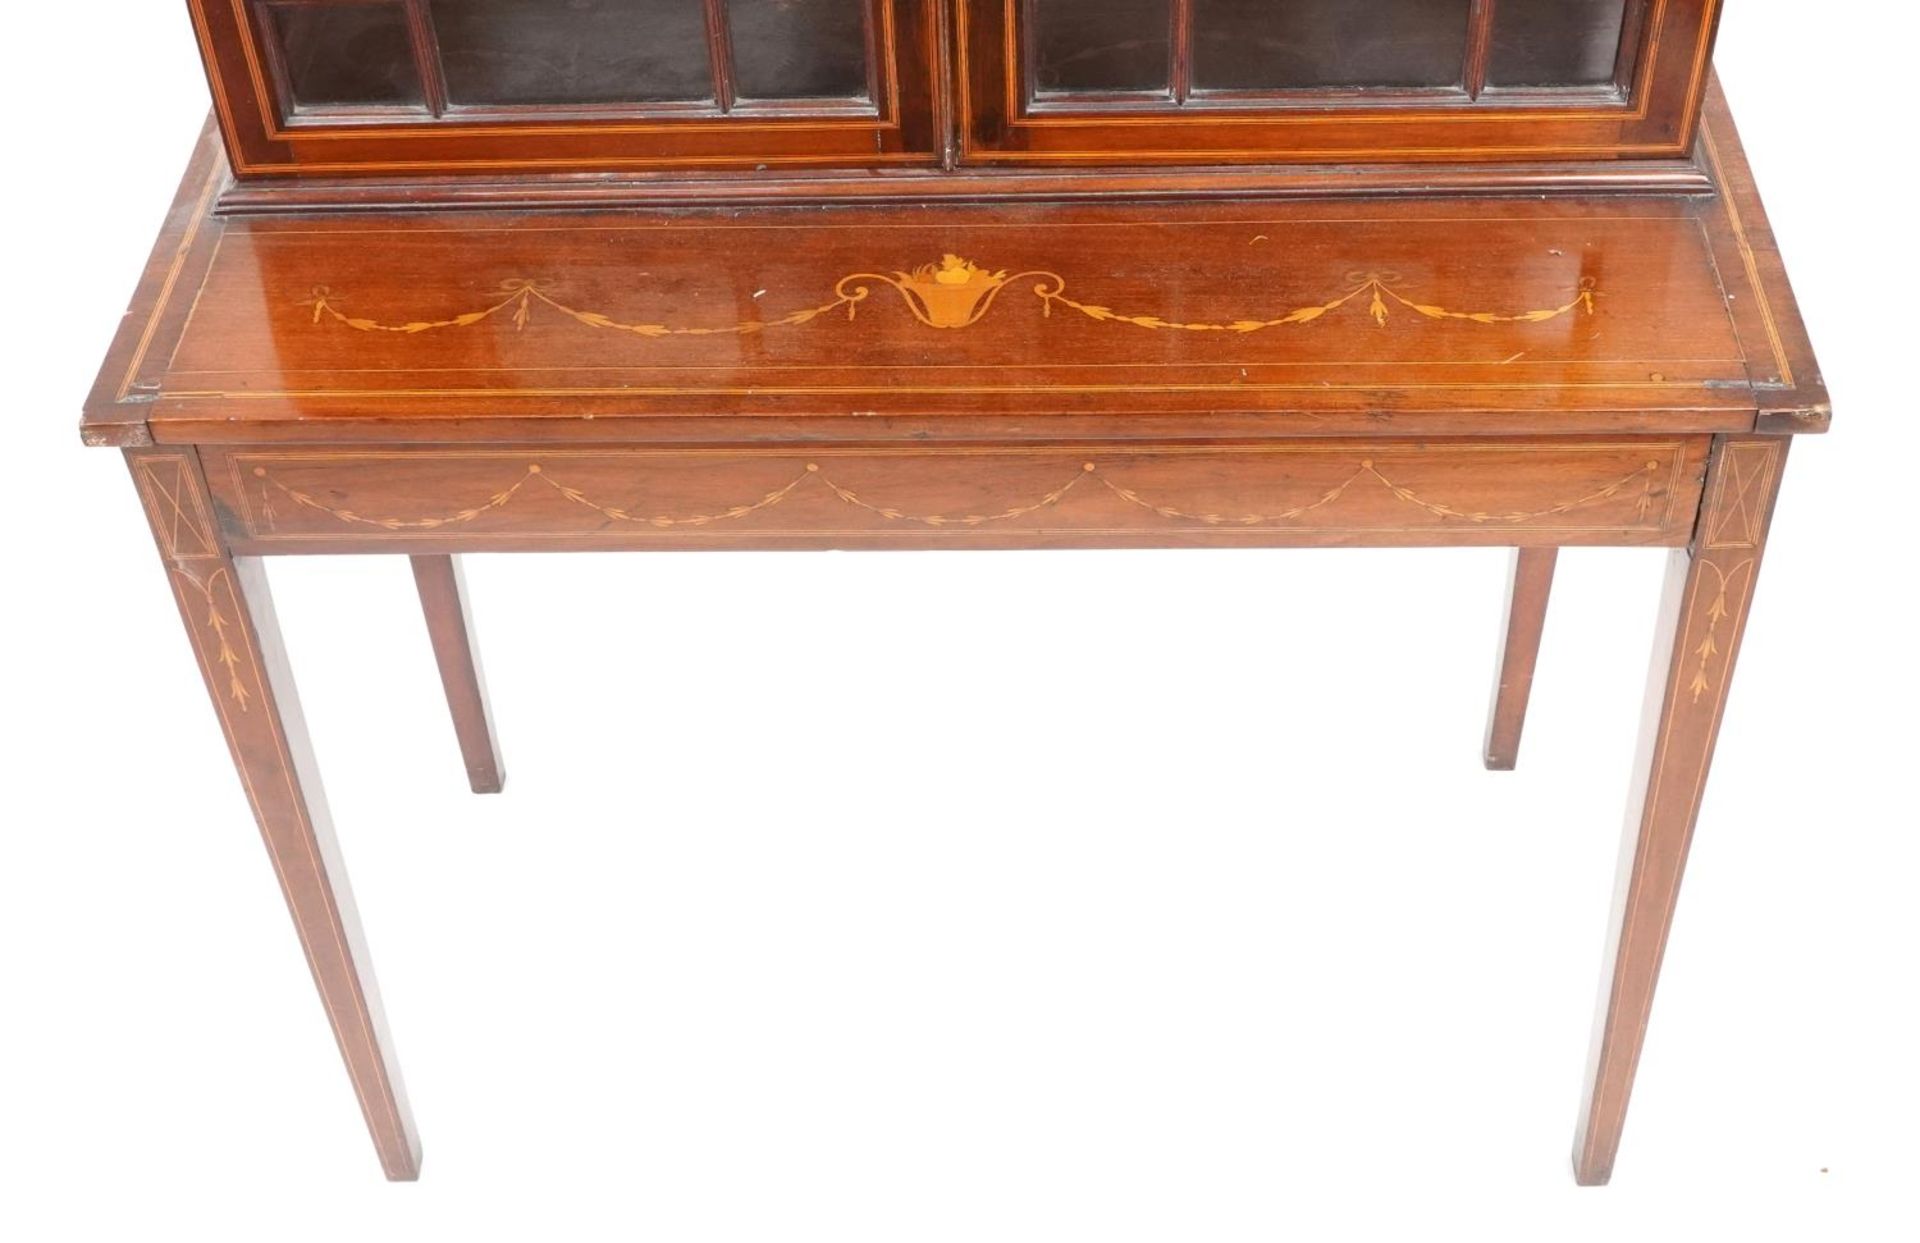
[244, 455, 1668, 535]
[308, 256, 1599, 340]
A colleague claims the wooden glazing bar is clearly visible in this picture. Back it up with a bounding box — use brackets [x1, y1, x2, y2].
[1464, 0, 1499, 97]
[703, 0, 738, 111]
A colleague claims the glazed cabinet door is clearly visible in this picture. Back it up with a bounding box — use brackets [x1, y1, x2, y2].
[961, 0, 1723, 165]
[193, 0, 940, 176]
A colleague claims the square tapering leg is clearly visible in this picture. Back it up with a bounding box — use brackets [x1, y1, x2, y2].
[128, 449, 423, 1181]
[1485, 547, 1559, 770]
[1572, 437, 1790, 1185]
[410, 555, 505, 794]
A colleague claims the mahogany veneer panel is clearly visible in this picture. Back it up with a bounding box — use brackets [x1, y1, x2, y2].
[165, 206, 1732, 414]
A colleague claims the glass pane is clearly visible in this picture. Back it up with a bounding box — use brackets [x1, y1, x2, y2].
[270, 2, 423, 108]
[1032, 0, 1172, 95]
[1193, 0, 1473, 91]
[729, 0, 869, 100]
[430, 0, 714, 105]
[1488, 0, 1630, 88]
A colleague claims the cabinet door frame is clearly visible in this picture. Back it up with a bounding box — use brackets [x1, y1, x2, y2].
[959, 0, 1723, 165]
[190, 0, 945, 176]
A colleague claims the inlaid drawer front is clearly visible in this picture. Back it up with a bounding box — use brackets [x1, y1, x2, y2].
[205, 440, 1710, 552]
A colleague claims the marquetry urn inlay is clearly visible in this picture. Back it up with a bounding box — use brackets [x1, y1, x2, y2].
[307, 256, 1598, 343]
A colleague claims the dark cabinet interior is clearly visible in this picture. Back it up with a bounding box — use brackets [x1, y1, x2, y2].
[1024, 0, 1650, 101]
[1030, 0, 1171, 94]
[1191, 0, 1479, 93]
[268, 3, 425, 110]
[728, 0, 874, 100]
[190, 0, 1723, 185]
[426, 0, 721, 107]
[1488, 0, 1639, 88]
[262, 0, 880, 113]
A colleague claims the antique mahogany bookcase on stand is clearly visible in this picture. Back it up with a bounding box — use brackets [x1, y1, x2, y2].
[83, 0, 1827, 1183]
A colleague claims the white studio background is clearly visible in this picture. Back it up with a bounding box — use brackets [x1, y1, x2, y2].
[1, 4, 1912, 1239]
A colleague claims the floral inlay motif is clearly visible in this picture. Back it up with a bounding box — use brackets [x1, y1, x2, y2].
[307, 257, 1597, 341]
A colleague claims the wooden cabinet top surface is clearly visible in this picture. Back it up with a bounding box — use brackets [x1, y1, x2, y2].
[83, 82, 1825, 450]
